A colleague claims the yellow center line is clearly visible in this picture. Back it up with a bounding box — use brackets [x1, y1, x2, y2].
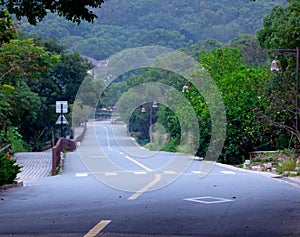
[124, 155, 153, 172]
[84, 220, 111, 237]
[128, 174, 161, 200]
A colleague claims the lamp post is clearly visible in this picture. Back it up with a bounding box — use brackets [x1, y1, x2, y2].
[182, 79, 189, 93]
[141, 98, 158, 144]
[271, 47, 300, 156]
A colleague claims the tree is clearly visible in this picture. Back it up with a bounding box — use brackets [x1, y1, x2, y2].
[256, 0, 300, 149]
[185, 39, 223, 61]
[1, 0, 106, 25]
[25, 38, 92, 149]
[257, 0, 300, 49]
[49, 52, 92, 103]
[229, 34, 269, 66]
[0, 36, 92, 151]
[0, 38, 59, 151]
[0, 10, 17, 45]
[0, 39, 57, 86]
[21, 0, 285, 60]
[199, 48, 273, 164]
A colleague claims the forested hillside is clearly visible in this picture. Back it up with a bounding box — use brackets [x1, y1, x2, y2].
[22, 0, 286, 60]
[2, 0, 299, 168]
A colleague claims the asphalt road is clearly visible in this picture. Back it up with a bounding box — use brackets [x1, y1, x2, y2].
[0, 122, 300, 237]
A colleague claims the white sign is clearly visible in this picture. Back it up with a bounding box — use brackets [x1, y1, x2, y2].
[56, 101, 68, 113]
[55, 115, 69, 125]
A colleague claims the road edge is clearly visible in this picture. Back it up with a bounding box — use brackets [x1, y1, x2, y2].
[215, 162, 300, 189]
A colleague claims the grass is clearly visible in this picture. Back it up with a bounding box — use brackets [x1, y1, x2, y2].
[56, 165, 61, 175]
[276, 158, 296, 174]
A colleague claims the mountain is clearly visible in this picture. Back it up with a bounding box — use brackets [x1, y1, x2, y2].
[21, 0, 286, 60]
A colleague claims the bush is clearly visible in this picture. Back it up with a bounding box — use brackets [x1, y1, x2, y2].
[0, 152, 22, 186]
[161, 138, 178, 152]
[277, 158, 296, 174]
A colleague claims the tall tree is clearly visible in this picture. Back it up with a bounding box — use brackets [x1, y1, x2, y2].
[1, 0, 106, 25]
[257, 0, 300, 49]
[0, 39, 58, 151]
[229, 34, 268, 66]
[0, 10, 17, 45]
[256, 0, 300, 148]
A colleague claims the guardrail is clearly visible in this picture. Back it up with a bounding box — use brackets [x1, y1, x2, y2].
[51, 122, 87, 176]
[51, 138, 76, 175]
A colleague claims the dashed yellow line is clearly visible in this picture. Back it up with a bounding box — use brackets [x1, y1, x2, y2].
[128, 174, 161, 200]
[84, 220, 111, 237]
[124, 155, 152, 172]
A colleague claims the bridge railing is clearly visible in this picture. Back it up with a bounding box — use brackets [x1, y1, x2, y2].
[51, 123, 87, 175]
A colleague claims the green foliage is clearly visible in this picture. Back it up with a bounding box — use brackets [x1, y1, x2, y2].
[257, 0, 300, 49]
[72, 101, 94, 127]
[0, 10, 16, 45]
[5, 126, 28, 152]
[277, 158, 296, 173]
[48, 52, 92, 103]
[0, 39, 55, 84]
[256, 0, 300, 149]
[251, 157, 275, 163]
[229, 34, 269, 66]
[0, 35, 91, 151]
[160, 138, 178, 153]
[1, 0, 106, 25]
[21, 0, 286, 60]
[0, 0, 293, 164]
[102, 47, 277, 164]
[199, 48, 275, 164]
[0, 152, 22, 185]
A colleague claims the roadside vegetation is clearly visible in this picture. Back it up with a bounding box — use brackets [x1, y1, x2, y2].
[100, 0, 300, 170]
[0, 0, 300, 186]
[0, 151, 21, 186]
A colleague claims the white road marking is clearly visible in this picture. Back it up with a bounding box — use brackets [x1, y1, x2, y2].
[134, 171, 147, 175]
[163, 171, 176, 174]
[191, 171, 206, 175]
[105, 172, 118, 176]
[184, 196, 235, 204]
[84, 220, 111, 237]
[103, 126, 112, 151]
[220, 171, 237, 175]
[87, 155, 107, 159]
[75, 173, 89, 177]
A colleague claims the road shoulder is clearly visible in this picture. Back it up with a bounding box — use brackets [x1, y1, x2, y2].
[215, 162, 300, 189]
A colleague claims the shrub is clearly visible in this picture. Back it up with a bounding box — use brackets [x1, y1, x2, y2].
[161, 138, 178, 152]
[277, 158, 296, 174]
[0, 152, 22, 186]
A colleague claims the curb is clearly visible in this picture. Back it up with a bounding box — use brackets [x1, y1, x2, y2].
[215, 162, 300, 189]
[0, 180, 23, 191]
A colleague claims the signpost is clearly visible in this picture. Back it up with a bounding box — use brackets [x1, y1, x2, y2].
[56, 101, 68, 113]
[56, 101, 68, 137]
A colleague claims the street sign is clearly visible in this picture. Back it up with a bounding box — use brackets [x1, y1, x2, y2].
[56, 101, 68, 113]
[56, 115, 69, 125]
